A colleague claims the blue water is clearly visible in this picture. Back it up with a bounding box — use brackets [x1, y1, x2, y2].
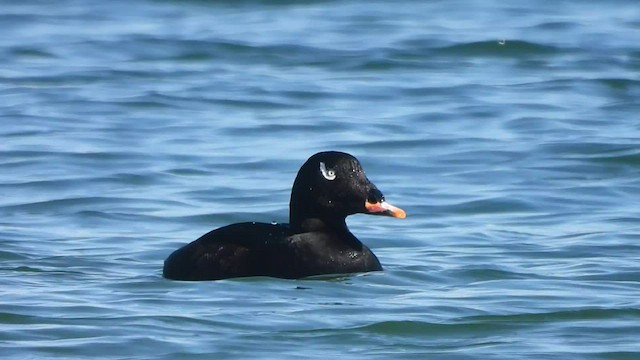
[2, 0, 640, 359]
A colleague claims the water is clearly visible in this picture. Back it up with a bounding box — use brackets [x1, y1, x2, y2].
[2, 0, 640, 358]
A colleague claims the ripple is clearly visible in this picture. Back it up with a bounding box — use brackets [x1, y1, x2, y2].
[436, 40, 560, 57]
[465, 307, 640, 323]
[355, 319, 518, 335]
[443, 197, 537, 215]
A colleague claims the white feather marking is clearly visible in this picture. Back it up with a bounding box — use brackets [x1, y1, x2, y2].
[319, 162, 336, 180]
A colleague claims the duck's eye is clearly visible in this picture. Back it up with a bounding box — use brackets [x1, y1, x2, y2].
[319, 162, 336, 181]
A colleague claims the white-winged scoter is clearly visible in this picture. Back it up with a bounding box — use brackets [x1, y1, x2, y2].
[163, 151, 405, 281]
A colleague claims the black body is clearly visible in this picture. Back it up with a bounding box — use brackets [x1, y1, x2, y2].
[163, 151, 404, 281]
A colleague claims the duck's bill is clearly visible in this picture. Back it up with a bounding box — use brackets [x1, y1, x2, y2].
[364, 200, 406, 219]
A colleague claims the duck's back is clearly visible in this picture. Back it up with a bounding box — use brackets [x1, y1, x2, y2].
[162, 222, 382, 281]
[162, 222, 291, 281]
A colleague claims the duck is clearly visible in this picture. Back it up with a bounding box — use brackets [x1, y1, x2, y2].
[162, 151, 405, 281]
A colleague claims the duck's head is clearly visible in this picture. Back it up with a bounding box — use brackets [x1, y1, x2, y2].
[289, 151, 405, 233]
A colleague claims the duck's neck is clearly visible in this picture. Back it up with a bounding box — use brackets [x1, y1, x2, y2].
[290, 213, 363, 250]
[289, 209, 347, 234]
[289, 197, 365, 250]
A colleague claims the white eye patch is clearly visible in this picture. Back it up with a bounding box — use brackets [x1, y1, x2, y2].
[319, 162, 336, 181]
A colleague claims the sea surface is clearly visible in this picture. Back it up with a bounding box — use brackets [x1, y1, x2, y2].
[2, 0, 640, 359]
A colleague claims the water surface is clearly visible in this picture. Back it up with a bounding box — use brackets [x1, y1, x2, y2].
[1, 0, 640, 359]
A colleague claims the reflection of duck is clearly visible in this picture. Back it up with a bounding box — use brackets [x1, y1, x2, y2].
[163, 151, 405, 281]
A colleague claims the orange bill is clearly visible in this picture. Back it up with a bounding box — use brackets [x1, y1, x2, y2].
[364, 200, 406, 219]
